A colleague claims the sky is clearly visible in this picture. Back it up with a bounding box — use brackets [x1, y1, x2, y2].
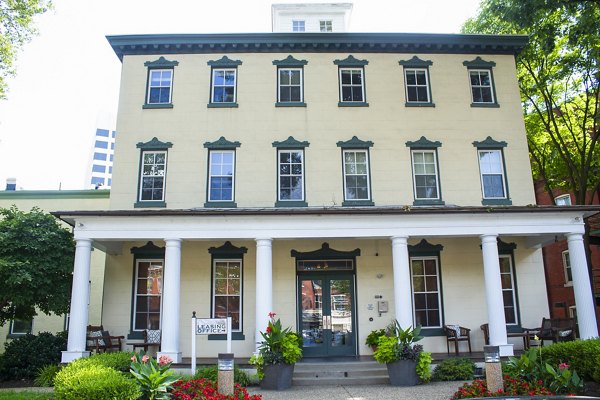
[0, 0, 482, 190]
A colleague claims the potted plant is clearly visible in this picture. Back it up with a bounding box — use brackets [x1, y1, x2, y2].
[365, 328, 387, 351]
[250, 312, 303, 390]
[373, 320, 429, 386]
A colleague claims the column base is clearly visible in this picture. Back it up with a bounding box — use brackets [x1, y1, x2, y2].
[158, 351, 182, 364]
[499, 344, 514, 357]
[61, 350, 90, 363]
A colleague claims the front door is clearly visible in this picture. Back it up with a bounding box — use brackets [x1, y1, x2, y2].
[298, 274, 356, 357]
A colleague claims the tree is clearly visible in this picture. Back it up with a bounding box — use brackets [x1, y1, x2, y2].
[463, 0, 600, 205]
[0, 0, 52, 99]
[0, 206, 74, 326]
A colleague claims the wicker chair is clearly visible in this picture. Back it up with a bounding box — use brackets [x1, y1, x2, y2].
[443, 325, 472, 355]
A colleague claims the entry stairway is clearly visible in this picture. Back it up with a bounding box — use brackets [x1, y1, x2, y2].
[293, 360, 389, 386]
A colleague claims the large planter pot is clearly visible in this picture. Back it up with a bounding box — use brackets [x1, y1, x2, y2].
[261, 363, 295, 390]
[386, 359, 419, 386]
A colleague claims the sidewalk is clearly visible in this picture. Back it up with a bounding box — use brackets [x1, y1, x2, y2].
[247, 381, 462, 400]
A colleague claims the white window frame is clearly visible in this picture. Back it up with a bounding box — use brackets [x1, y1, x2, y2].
[339, 68, 365, 103]
[211, 68, 237, 103]
[469, 69, 495, 104]
[342, 149, 371, 201]
[132, 259, 164, 331]
[292, 20, 305, 32]
[147, 69, 173, 104]
[499, 254, 518, 325]
[404, 68, 431, 103]
[320, 20, 332, 32]
[10, 319, 33, 335]
[212, 259, 243, 332]
[139, 150, 167, 202]
[411, 150, 440, 200]
[562, 250, 573, 286]
[278, 68, 303, 103]
[208, 150, 235, 202]
[477, 149, 507, 199]
[410, 256, 442, 328]
[555, 194, 572, 206]
[277, 149, 305, 202]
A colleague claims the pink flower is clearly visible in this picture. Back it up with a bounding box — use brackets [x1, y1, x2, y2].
[142, 355, 149, 363]
[159, 355, 172, 366]
[131, 355, 136, 362]
[559, 362, 569, 370]
[268, 312, 276, 318]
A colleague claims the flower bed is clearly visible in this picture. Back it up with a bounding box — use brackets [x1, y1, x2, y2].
[171, 379, 262, 400]
[452, 377, 554, 399]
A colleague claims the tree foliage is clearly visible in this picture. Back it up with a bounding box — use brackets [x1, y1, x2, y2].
[0, 206, 74, 325]
[0, 0, 52, 99]
[463, 0, 600, 204]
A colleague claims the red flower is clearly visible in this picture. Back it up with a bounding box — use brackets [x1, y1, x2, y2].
[266, 326, 272, 334]
[268, 312, 276, 318]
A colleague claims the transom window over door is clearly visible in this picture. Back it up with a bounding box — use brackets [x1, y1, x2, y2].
[411, 257, 441, 328]
[213, 260, 242, 331]
[134, 260, 163, 330]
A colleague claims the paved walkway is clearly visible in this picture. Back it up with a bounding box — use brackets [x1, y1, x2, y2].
[247, 381, 463, 400]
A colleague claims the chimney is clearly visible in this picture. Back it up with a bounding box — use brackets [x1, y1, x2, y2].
[5, 178, 16, 191]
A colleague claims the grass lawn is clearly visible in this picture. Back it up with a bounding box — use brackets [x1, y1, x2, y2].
[0, 391, 54, 400]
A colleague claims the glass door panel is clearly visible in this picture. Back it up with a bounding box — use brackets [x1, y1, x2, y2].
[300, 279, 325, 352]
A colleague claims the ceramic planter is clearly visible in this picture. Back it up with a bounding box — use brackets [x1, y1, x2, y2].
[386, 359, 419, 386]
[261, 363, 295, 390]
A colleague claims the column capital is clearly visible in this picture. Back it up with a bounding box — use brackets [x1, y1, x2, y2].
[391, 236, 408, 245]
[480, 234, 498, 243]
[75, 238, 93, 247]
[164, 238, 182, 245]
[566, 232, 584, 241]
[255, 238, 273, 245]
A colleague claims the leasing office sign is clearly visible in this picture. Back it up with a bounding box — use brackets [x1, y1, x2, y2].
[195, 318, 228, 335]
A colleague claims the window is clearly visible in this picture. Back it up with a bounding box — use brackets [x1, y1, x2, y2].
[208, 150, 235, 202]
[93, 152, 107, 161]
[139, 151, 167, 202]
[212, 259, 242, 331]
[339, 68, 365, 102]
[562, 251, 572, 285]
[555, 194, 572, 206]
[342, 150, 370, 201]
[478, 149, 507, 200]
[320, 20, 332, 32]
[10, 319, 32, 335]
[133, 260, 163, 331]
[95, 140, 108, 149]
[292, 20, 305, 32]
[411, 150, 440, 201]
[278, 150, 304, 201]
[92, 164, 106, 173]
[211, 69, 236, 103]
[143, 57, 178, 108]
[469, 70, 494, 104]
[405, 69, 431, 103]
[499, 255, 518, 324]
[278, 68, 303, 103]
[411, 257, 441, 328]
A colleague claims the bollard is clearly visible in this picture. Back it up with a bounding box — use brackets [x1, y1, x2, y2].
[217, 353, 234, 395]
[484, 345, 503, 394]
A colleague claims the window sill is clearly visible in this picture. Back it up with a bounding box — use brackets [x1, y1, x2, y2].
[204, 201, 237, 208]
[127, 331, 145, 340]
[208, 333, 245, 341]
[7, 333, 29, 339]
[134, 201, 167, 208]
[420, 328, 444, 337]
[413, 199, 445, 206]
[342, 200, 374, 207]
[481, 198, 512, 206]
[275, 102, 307, 107]
[207, 103, 239, 108]
[405, 102, 435, 108]
[338, 102, 369, 107]
[142, 103, 173, 109]
[471, 102, 500, 108]
[275, 200, 308, 208]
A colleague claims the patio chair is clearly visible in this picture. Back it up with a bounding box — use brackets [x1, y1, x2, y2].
[129, 329, 162, 353]
[86, 324, 124, 353]
[443, 325, 472, 355]
[525, 317, 576, 345]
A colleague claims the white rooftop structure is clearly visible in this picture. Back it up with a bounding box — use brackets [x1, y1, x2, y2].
[271, 3, 353, 32]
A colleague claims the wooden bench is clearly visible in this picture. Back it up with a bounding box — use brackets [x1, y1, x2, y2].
[525, 317, 576, 345]
[480, 323, 532, 350]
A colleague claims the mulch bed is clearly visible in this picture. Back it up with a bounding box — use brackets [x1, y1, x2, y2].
[0, 379, 36, 388]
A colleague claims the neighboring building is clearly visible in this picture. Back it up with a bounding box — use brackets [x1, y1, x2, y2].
[56, 30, 599, 364]
[0, 187, 110, 352]
[89, 128, 116, 189]
[534, 182, 600, 332]
[271, 3, 352, 32]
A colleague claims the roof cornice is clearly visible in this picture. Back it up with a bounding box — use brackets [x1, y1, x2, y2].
[106, 32, 529, 62]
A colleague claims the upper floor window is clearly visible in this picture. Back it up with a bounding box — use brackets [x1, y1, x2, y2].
[133, 259, 163, 331]
[463, 57, 499, 107]
[292, 20, 305, 32]
[337, 136, 374, 206]
[204, 136, 241, 208]
[320, 20, 332, 32]
[143, 57, 179, 109]
[334, 56, 369, 107]
[473, 137, 511, 205]
[273, 56, 308, 107]
[135, 137, 173, 208]
[273, 136, 309, 207]
[555, 194, 572, 206]
[406, 136, 443, 206]
[399, 56, 434, 107]
[207, 56, 242, 108]
[562, 250, 572, 285]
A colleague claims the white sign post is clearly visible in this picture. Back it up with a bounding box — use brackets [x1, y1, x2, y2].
[190, 312, 232, 374]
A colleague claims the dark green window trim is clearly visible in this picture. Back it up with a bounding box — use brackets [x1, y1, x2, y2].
[464, 57, 499, 107]
[207, 56, 243, 67]
[405, 136, 441, 149]
[291, 242, 361, 260]
[462, 56, 496, 68]
[135, 139, 171, 207]
[472, 136, 507, 149]
[205, 141, 239, 205]
[134, 201, 167, 208]
[497, 240, 521, 326]
[406, 138, 443, 205]
[333, 55, 369, 66]
[409, 239, 445, 330]
[207, 103, 239, 108]
[413, 199, 445, 206]
[342, 200, 374, 207]
[272, 136, 310, 149]
[482, 199, 513, 206]
[420, 328, 444, 337]
[337, 136, 374, 149]
[144, 56, 179, 68]
[275, 200, 308, 208]
[408, 239, 444, 255]
[208, 333, 246, 340]
[272, 55, 308, 66]
[142, 103, 174, 110]
[399, 56, 433, 68]
[137, 137, 173, 150]
[474, 138, 511, 204]
[203, 137, 241, 149]
[275, 102, 307, 107]
[471, 103, 500, 108]
[338, 102, 369, 107]
[400, 56, 434, 107]
[405, 102, 435, 108]
[338, 141, 374, 205]
[204, 201, 237, 208]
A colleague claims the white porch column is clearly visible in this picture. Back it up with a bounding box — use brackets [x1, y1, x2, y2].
[255, 238, 273, 351]
[62, 239, 93, 363]
[158, 238, 182, 363]
[481, 234, 512, 356]
[391, 236, 413, 328]
[567, 233, 599, 339]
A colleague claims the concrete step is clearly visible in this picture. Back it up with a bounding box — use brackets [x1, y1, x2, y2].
[293, 375, 390, 385]
[293, 360, 389, 385]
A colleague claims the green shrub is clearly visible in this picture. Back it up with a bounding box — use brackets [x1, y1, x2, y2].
[34, 364, 62, 387]
[75, 351, 135, 373]
[194, 365, 251, 386]
[540, 338, 600, 382]
[433, 357, 475, 381]
[0, 332, 67, 380]
[416, 351, 433, 383]
[54, 363, 140, 400]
